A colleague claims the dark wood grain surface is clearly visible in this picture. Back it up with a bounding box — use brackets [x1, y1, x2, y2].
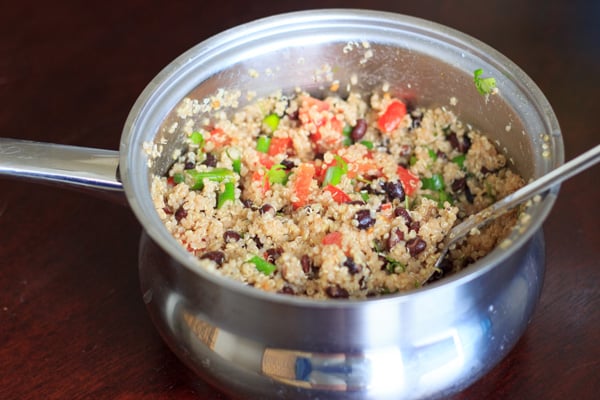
[1, 1, 598, 399]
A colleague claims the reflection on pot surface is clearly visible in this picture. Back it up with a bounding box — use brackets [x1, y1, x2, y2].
[140, 227, 545, 399]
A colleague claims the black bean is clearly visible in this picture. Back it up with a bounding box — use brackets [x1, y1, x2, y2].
[426, 258, 453, 283]
[343, 257, 362, 275]
[451, 177, 466, 192]
[162, 206, 173, 215]
[462, 135, 472, 153]
[326, 285, 349, 299]
[200, 251, 225, 267]
[387, 228, 404, 250]
[393, 207, 412, 224]
[223, 230, 242, 243]
[280, 159, 296, 170]
[406, 237, 427, 257]
[279, 285, 295, 295]
[265, 247, 283, 263]
[408, 221, 421, 233]
[175, 206, 187, 222]
[259, 204, 275, 215]
[398, 145, 412, 158]
[252, 235, 263, 249]
[351, 118, 367, 141]
[287, 109, 299, 120]
[384, 181, 405, 201]
[355, 209, 376, 230]
[242, 199, 255, 209]
[347, 200, 366, 206]
[300, 255, 312, 274]
[184, 161, 195, 170]
[410, 114, 422, 130]
[464, 184, 475, 204]
[447, 132, 460, 150]
[202, 152, 217, 167]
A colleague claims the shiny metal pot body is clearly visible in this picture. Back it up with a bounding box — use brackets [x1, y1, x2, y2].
[0, 10, 563, 399]
[121, 10, 562, 399]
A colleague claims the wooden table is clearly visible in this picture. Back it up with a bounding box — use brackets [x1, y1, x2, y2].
[1, 1, 598, 398]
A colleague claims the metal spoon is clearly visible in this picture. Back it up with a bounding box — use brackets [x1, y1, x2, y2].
[433, 143, 600, 270]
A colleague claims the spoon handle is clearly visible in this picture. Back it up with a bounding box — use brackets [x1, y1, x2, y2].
[436, 143, 600, 266]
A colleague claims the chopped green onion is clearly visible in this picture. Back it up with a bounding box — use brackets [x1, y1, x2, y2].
[428, 148, 438, 161]
[226, 148, 242, 174]
[334, 155, 348, 174]
[263, 113, 280, 132]
[256, 136, 271, 153]
[248, 255, 277, 275]
[473, 68, 497, 95]
[452, 154, 466, 169]
[267, 164, 289, 185]
[322, 155, 348, 187]
[217, 181, 235, 208]
[186, 168, 235, 190]
[323, 165, 344, 186]
[360, 140, 374, 149]
[385, 257, 405, 274]
[173, 173, 185, 184]
[232, 158, 241, 174]
[189, 131, 204, 146]
[360, 190, 369, 202]
[438, 191, 453, 207]
[342, 125, 352, 146]
[421, 173, 445, 191]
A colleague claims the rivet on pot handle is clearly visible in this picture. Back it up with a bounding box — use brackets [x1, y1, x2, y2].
[0, 138, 125, 203]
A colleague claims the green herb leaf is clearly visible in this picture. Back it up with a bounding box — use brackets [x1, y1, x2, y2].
[248, 255, 277, 275]
[473, 68, 497, 95]
[267, 164, 289, 185]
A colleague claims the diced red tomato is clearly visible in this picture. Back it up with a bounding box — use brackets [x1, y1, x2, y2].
[258, 153, 275, 169]
[208, 128, 231, 146]
[322, 231, 342, 247]
[292, 163, 315, 209]
[397, 165, 420, 196]
[252, 170, 270, 194]
[378, 100, 407, 133]
[324, 184, 351, 204]
[268, 137, 292, 156]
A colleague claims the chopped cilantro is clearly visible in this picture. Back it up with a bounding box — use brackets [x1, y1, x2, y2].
[267, 164, 289, 185]
[473, 68, 497, 95]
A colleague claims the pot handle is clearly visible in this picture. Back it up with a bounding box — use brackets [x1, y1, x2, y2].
[0, 138, 126, 204]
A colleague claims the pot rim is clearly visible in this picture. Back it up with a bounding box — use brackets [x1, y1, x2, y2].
[120, 9, 563, 309]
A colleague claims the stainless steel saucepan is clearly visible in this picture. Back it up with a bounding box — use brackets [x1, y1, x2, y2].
[0, 10, 564, 399]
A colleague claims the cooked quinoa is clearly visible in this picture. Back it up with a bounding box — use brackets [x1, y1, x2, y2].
[150, 91, 524, 299]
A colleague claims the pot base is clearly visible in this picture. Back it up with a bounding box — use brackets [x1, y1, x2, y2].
[138, 230, 545, 399]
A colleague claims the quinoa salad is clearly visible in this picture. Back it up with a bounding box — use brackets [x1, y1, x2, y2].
[150, 90, 524, 299]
